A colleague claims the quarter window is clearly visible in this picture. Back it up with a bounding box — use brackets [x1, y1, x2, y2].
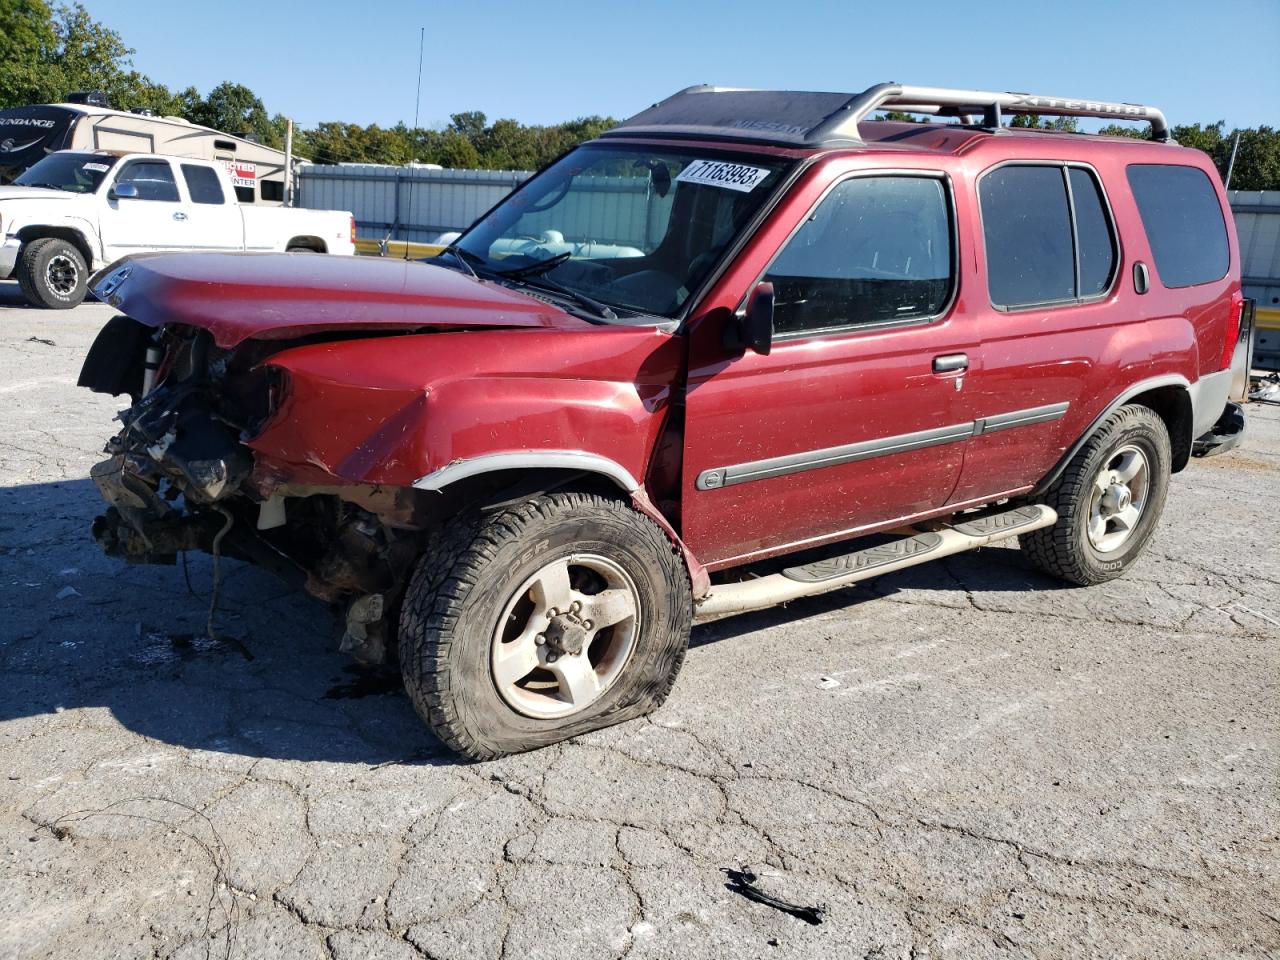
[115, 160, 179, 202]
[180, 164, 224, 204]
[1126, 164, 1229, 289]
[980, 164, 1117, 308]
[764, 175, 953, 335]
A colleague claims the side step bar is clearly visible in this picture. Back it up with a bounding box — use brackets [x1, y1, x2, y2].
[692, 504, 1057, 623]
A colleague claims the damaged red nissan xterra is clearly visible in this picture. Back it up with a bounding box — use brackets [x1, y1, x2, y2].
[81, 83, 1253, 759]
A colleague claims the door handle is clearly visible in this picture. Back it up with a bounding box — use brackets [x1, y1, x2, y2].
[173, 212, 188, 221]
[933, 353, 969, 373]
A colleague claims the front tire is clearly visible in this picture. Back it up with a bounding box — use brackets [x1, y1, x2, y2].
[1021, 403, 1171, 585]
[399, 491, 692, 760]
[16, 238, 88, 309]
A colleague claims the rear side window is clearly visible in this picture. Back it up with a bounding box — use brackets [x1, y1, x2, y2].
[115, 160, 179, 202]
[1126, 164, 1229, 288]
[764, 175, 953, 335]
[979, 164, 1118, 309]
[180, 164, 224, 204]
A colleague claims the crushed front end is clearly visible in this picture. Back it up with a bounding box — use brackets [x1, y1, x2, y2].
[79, 316, 425, 665]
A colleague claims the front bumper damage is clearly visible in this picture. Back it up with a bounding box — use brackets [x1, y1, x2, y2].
[86, 331, 425, 665]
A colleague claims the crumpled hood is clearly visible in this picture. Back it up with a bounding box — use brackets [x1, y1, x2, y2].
[0, 185, 79, 203]
[93, 251, 589, 348]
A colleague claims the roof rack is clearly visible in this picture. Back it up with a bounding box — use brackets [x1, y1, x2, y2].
[606, 83, 1172, 147]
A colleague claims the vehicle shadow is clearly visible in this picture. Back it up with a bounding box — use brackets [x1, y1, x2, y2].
[0, 476, 1061, 764]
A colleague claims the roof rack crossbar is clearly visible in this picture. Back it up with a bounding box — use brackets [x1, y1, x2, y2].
[812, 82, 1171, 144]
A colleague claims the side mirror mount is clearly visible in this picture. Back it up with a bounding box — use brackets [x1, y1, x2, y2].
[109, 182, 138, 200]
[737, 281, 774, 356]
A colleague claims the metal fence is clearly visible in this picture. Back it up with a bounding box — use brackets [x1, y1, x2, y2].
[295, 163, 675, 250]
[296, 164, 531, 243]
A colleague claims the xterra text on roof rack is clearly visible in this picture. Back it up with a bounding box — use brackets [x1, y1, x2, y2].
[80, 83, 1253, 759]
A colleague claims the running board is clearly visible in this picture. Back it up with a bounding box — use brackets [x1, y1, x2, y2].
[692, 504, 1057, 623]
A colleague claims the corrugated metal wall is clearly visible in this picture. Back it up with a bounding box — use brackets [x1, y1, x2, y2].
[1231, 191, 1280, 305]
[1230, 190, 1280, 369]
[296, 164, 675, 248]
[296, 164, 531, 243]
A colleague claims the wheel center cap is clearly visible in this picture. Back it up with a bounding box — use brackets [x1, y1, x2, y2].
[544, 613, 589, 657]
[1102, 484, 1131, 514]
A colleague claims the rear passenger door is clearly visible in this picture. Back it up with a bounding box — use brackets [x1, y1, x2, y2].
[177, 163, 244, 251]
[950, 162, 1122, 503]
[99, 158, 190, 260]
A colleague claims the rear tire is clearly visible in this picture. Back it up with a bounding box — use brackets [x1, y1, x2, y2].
[399, 491, 692, 760]
[1020, 404, 1171, 585]
[16, 238, 88, 309]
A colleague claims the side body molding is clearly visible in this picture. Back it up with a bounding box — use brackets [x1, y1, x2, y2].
[414, 451, 641, 493]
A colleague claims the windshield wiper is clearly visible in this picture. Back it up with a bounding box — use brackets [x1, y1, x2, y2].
[20, 182, 66, 191]
[516, 274, 617, 321]
[436, 244, 488, 279]
[497, 251, 573, 279]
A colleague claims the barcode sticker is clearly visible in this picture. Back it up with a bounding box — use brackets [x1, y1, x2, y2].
[675, 159, 771, 193]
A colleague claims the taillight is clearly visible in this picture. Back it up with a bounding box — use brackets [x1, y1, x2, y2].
[1220, 291, 1244, 370]
[350, 216, 357, 244]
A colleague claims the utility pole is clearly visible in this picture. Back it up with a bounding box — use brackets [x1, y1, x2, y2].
[1218, 131, 1239, 192]
[283, 118, 295, 206]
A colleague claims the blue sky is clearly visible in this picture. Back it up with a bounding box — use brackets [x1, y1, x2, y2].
[83, 0, 1278, 131]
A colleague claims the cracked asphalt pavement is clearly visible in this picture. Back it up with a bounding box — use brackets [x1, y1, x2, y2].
[1, 286, 1278, 959]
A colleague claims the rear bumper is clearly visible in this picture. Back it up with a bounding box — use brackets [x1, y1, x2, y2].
[0, 238, 19, 279]
[1192, 401, 1247, 458]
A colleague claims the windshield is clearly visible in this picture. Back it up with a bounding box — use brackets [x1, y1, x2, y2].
[14, 152, 118, 193]
[452, 143, 792, 321]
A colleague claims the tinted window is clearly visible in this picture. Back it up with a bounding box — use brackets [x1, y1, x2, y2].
[1068, 168, 1116, 296]
[764, 176, 952, 335]
[234, 185, 254, 203]
[181, 164, 224, 204]
[1127, 164, 1229, 288]
[980, 166, 1075, 307]
[260, 179, 284, 202]
[115, 160, 178, 202]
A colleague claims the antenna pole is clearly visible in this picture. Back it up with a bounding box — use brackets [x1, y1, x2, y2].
[404, 26, 425, 260]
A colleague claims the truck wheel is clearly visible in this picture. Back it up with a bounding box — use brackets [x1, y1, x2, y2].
[399, 491, 692, 759]
[1020, 404, 1171, 585]
[17, 238, 88, 309]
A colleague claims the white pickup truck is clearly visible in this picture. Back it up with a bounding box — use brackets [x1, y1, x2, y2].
[0, 150, 355, 308]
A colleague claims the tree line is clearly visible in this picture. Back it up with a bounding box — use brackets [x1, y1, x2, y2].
[3, 0, 1278, 187]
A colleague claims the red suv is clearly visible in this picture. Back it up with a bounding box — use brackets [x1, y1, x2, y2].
[82, 83, 1250, 759]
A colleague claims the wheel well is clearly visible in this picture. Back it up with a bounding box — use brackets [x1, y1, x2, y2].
[423, 468, 624, 521]
[285, 236, 326, 253]
[16, 227, 94, 269]
[1127, 385, 1193, 472]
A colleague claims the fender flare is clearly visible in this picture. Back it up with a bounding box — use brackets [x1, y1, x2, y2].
[16, 219, 101, 269]
[1031, 374, 1192, 496]
[412, 450, 711, 598]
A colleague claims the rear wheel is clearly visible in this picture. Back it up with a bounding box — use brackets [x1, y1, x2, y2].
[399, 491, 692, 759]
[1021, 404, 1171, 585]
[17, 238, 88, 309]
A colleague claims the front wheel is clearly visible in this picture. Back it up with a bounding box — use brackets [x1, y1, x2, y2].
[1020, 403, 1171, 585]
[399, 491, 692, 759]
[16, 238, 88, 309]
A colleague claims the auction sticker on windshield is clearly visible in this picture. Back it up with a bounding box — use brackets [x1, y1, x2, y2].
[676, 159, 771, 192]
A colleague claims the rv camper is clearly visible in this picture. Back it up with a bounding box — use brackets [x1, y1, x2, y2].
[0, 93, 290, 205]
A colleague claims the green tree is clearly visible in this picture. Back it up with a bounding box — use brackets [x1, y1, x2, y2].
[190, 81, 280, 146]
[0, 0, 58, 107]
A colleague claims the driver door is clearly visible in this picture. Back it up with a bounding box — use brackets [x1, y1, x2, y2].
[99, 158, 190, 261]
[680, 170, 975, 569]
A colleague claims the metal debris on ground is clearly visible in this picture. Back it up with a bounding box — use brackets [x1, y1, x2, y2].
[722, 865, 826, 925]
[26, 336, 56, 346]
[1250, 373, 1280, 405]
